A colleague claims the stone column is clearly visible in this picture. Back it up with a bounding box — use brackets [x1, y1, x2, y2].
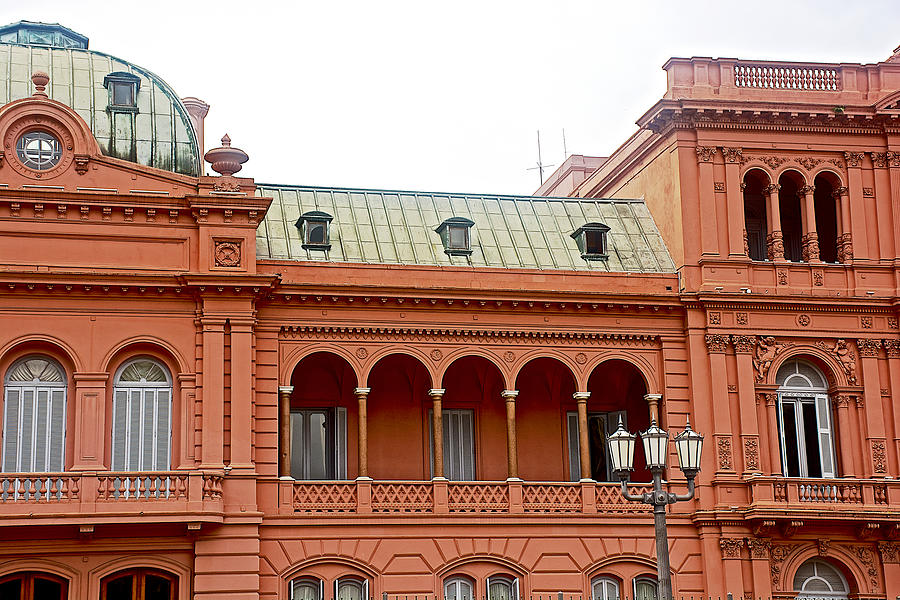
[697, 146, 720, 256]
[719, 537, 745, 594]
[706, 334, 735, 474]
[871, 152, 894, 259]
[887, 152, 900, 259]
[502, 390, 519, 479]
[733, 336, 762, 474]
[199, 316, 226, 469]
[747, 538, 773, 599]
[884, 340, 900, 470]
[832, 393, 856, 478]
[879, 542, 900, 600]
[845, 151, 868, 261]
[644, 393, 662, 425]
[834, 186, 853, 263]
[429, 389, 445, 479]
[721, 147, 746, 257]
[759, 392, 781, 475]
[765, 183, 785, 260]
[857, 339, 886, 476]
[799, 184, 821, 263]
[573, 391, 591, 480]
[229, 318, 254, 470]
[277, 386, 293, 478]
[355, 387, 370, 479]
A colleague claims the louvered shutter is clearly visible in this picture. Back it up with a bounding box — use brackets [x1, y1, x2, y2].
[48, 388, 65, 471]
[362, 579, 369, 600]
[111, 389, 128, 470]
[3, 387, 20, 472]
[333, 579, 339, 600]
[566, 412, 580, 481]
[816, 395, 836, 478]
[156, 388, 171, 470]
[20, 388, 34, 471]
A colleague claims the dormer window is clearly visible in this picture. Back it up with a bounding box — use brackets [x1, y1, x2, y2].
[571, 222, 610, 260]
[295, 211, 333, 251]
[103, 72, 140, 112]
[435, 217, 474, 256]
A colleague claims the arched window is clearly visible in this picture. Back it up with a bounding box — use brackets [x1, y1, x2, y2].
[633, 577, 657, 600]
[290, 577, 323, 600]
[444, 576, 474, 600]
[776, 360, 835, 478]
[742, 170, 769, 261]
[487, 575, 518, 600]
[591, 577, 620, 600]
[793, 559, 849, 600]
[111, 358, 172, 471]
[0, 571, 67, 599]
[2, 356, 67, 473]
[335, 578, 368, 600]
[101, 568, 176, 600]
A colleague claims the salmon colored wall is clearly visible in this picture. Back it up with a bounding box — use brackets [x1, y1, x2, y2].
[515, 358, 575, 481]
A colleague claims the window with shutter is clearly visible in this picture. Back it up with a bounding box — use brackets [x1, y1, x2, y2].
[775, 359, 836, 478]
[289, 407, 347, 480]
[429, 409, 475, 481]
[444, 577, 474, 600]
[111, 358, 172, 471]
[591, 577, 620, 600]
[567, 411, 626, 482]
[2, 356, 66, 474]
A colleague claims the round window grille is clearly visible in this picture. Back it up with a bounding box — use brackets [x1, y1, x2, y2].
[16, 130, 62, 170]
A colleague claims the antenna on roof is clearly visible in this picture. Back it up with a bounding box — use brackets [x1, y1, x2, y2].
[562, 128, 567, 159]
[526, 130, 555, 185]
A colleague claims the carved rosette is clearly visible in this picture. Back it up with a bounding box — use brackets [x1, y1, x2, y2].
[705, 334, 729, 353]
[213, 241, 241, 267]
[719, 537, 743, 559]
[856, 338, 882, 358]
[743, 436, 760, 471]
[721, 147, 743, 163]
[696, 146, 716, 163]
[733, 335, 755, 354]
[871, 439, 887, 474]
[844, 151, 865, 168]
[748, 537, 771, 560]
[883, 339, 900, 358]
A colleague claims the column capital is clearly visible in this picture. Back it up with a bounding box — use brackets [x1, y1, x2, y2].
[705, 333, 730, 353]
[501, 390, 519, 400]
[799, 184, 815, 196]
[643, 393, 662, 402]
[856, 338, 882, 358]
[720, 147, 743, 163]
[833, 186, 849, 198]
[354, 387, 371, 396]
[428, 388, 445, 397]
[763, 183, 781, 195]
[573, 391, 591, 401]
[696, 146, 716, 163]
[278, 386, 294, 395]
[844, 151, 864, 168]
[883, 339, 900, 358]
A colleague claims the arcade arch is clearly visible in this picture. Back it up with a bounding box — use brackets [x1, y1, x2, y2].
[742, 169, 770, 261]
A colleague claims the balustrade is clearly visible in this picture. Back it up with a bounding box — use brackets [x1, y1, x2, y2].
[748, 476, 899, 518]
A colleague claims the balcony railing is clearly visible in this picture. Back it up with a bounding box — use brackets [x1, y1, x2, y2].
[283, 479, 653, 516]
[0, 471, 225, 523]
[733, 64, 839, 91]
[747, 476, 900, 519]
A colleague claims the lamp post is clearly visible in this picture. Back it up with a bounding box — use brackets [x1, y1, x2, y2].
[607, 417, 704, 600]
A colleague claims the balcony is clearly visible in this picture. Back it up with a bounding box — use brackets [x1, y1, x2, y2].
[279, 479, 653, 517]
[0, 471, 225, 526]
[746, 476, 900, 521]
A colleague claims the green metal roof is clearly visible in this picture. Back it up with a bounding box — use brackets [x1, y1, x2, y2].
[0, 30, 200, 175]
[256, 184, 675, 273]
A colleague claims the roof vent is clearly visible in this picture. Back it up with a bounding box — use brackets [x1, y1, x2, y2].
[571, 222, 610, 260]
[434, 217, 474, 256]
[0, 21, 88, 49]
[296, 211, 333, 254]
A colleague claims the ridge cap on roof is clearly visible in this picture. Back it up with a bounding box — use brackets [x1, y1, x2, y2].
[256, 182, 643, 203]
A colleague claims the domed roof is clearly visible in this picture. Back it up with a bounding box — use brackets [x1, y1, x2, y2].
[0, 21, 200, 175]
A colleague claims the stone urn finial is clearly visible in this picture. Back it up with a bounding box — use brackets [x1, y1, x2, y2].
[203, 133, 249, 176]
[32, 71, 50, 98]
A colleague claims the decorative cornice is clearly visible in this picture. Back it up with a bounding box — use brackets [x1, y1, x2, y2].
[280, 326, 661, 346]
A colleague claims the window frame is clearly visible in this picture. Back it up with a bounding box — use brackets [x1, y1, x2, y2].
[590, 576, 620, 600]
[296, 211, 334, 252]
[100, 567, 177, 600]
[570, 222, 611, 261]
[102, 72, 141, 113]
[486, 574, 518, 600]
[335, 576, 368, 600]
[443, 576, 475, 600]
[633, 576, 658, 600]
[111, 357, 174, 472]
[428, 408, 476, 481]
[434, 217, 475, 257]
[289, 577, 324, 600]
[0, 571, 68, 600]
[775, 360, 835, 479]
[793, 559, 849, 599]
[566, 410, 626, 482]
[289, 406, 347, 480]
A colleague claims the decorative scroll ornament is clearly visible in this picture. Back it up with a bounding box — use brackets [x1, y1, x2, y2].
[817, 539, 830, 556]
[717, 436, 733, 470]
[770, 544, 801, 587]
[744, 436, 760, 470]
[720, 537, 743, 558]
[753, 336, 791, 382]
[872, 439, 887, 474]
[845, 545, 879, 589]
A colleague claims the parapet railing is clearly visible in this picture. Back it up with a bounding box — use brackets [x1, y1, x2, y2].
[747, 476, 900, 515]
[733, 64, 840, 90]
[0, 471, 225, 519]
[283, 479, 654, 516]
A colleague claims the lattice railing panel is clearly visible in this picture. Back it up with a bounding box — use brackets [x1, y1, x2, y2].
[372, 482, 433, 513]
[448, 483, 509, 512]
[292, 482, 357, 513]
[595, 483, 652, 513]
[522, 483, 581, 513]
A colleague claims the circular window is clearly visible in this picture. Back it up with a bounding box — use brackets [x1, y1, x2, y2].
[15, 131, 62, 170]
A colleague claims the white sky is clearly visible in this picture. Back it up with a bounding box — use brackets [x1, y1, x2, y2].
[4, 1, 900, 195]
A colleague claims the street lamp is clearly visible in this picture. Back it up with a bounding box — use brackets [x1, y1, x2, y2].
[608, 417, 704, 600]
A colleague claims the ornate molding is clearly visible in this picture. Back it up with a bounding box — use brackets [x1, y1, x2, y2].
[871, 439, 887, 474]
[838, 232, 854, 263]
[883, 339, 900, 358]
[213, 240, 241, 268]
[871, 152, 888, 168]
[757, 391, 777, 407]
[705, 334, 729, 353]
[856, 338, 882, 358]
[767, 231, 785, 261]
[721, 147, 743, 163]
[743, 436, 760, 471]
[754, 336, 792, 382]
[843, 545, 878, 590]
[733, 335, 755, 353]
[719, 537, 743, 559]
[888, 151, 900, 168]
[748, 537, 771, 560]
[844, 151, 865, 168]
[717, 436, 733, 470]
[801, 232, 819, 262]
[879, 542, 900, 564]
[696, 146, 716, 163]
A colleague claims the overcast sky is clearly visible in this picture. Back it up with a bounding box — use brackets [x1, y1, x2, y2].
[4, 1, 900, 195]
